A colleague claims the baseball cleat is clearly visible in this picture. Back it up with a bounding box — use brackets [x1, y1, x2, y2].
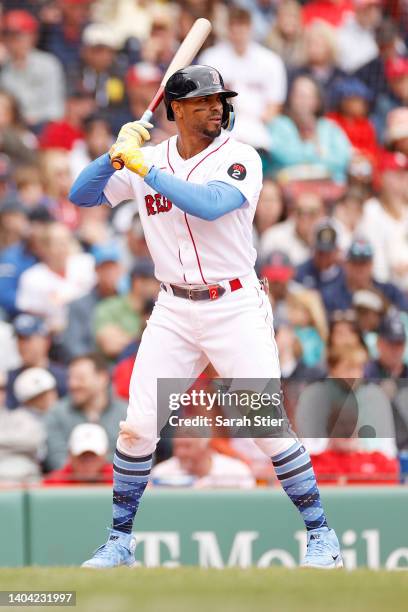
[82, 528, 137, 568]
[301, 527, 343, 569]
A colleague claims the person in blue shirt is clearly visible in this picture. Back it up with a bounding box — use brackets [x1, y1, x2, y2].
[321, 238, 408, 314]
[265, 74, 351, 183]
[295, 219, 342, 291]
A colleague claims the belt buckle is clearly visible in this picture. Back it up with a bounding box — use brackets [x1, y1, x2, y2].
[208, 285, 220, 300]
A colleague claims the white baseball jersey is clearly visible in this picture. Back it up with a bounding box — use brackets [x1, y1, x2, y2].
[104, 134, 263, 285]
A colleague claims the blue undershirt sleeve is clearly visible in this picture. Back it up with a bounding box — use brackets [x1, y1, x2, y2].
[69, 153, 116, 207]
[144, 166, 246, 221]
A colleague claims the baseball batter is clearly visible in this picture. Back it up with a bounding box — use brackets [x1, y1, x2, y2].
[70, 65, 342, 569]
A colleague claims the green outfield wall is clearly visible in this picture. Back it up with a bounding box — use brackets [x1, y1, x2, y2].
[1, 487, 408, 569]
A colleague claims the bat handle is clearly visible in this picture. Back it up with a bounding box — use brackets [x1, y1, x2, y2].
[110, 110, 155, 170]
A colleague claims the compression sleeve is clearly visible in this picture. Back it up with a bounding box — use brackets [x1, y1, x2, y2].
[69, 153, 116, 207]
[144, 166, 246, 221]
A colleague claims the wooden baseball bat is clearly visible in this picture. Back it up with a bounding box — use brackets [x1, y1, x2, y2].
[111, 18, 212, 170]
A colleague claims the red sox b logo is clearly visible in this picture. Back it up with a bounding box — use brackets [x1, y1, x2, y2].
[145, 193, 173, 216]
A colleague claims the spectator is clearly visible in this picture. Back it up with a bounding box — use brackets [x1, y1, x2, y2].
[354, 18, 403, 100]
[327, 78, 379, 167]
[0, 197, 29, 252]
[139, 7, 179, 73]
[352, 288, 388, 350]
[0, 10, 65, 129]
[253, 179, 284, 245]
[265, 0, 305, 69]
[302, 0, 354, 28]
[276, 324, 325, 380]
[0, 89, 37, 164]
[321, 238, 408, 313]
[39, 149, 80, 228]
[328, 309, 367, 352]
[94, 259, 158, 360]
[332, 185, 367, 245]
[44, 353, 127, 471]
[296, 344, 397, 457]
[43, 423, 113, 485]
[0, 369, 46, 483]
[151, 436, 255, 489]
[125, 62, 172, 141]
[291, 20, 345, 106]
[13, 366, 57, 416]
[266, 75, 352, 184]
[6, 314, 67, 409]
[260, 250, 301, 328]
[296, 219, 343, 290]
[234, 0, 276, 42]
[385, 107, 408, 156]
[357, 151, 408, 289]
[286, 289, 328, 367]
[116, 211, 151, 273]
[311, 437, 398, 484]
[68, 23, 126, 123]
[260, 191, 324, 264]
[0, 154, 14, 203]
[39, 89, 95, 152]
[62, 242, 123, 360]
[337, 0, 382, 73]
[13, 165, 49, 212]
[69, 115, 114, 179]
[40, 0, 92, 72]
[372, 56, 408, 141]
[200, 7, 287, 150]
[365, 312, 408, 378]
[16, 222, 95, 332]
[0, 207, 52, 319]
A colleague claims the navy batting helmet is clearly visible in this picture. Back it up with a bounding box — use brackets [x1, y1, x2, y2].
[164, 65, 237, 130]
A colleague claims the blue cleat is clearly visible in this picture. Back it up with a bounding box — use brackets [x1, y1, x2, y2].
[301, 527, 343, 569]
[82, 528, 137, 568]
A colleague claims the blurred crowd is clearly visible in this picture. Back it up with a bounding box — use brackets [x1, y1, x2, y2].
[0, 0, 408, 488]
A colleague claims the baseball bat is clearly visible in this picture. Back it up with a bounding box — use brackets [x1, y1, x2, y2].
[111, 17, 212, 170]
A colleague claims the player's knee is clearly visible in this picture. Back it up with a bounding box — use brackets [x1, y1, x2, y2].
[117, 419, 158, 457]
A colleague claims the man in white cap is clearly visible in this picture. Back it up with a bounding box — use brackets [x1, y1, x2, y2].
[0, 368, 53, 483]
[43, 423, 113, 485]
[13, 367, 57, 416]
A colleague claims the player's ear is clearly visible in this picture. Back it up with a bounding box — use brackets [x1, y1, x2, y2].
[171, 100, 183, 121]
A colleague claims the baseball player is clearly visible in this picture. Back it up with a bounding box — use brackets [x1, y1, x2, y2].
[70, 65, 342, 569]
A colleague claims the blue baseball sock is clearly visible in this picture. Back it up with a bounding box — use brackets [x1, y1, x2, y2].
[272, 441, 328, 531]
[112, 448, 152, 534]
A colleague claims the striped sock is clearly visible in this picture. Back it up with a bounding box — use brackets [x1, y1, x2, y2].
[272, 441, 328, 531]
[112, 448, 152, 534]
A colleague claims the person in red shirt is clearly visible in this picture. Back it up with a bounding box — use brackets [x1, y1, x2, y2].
[327, 77, 379, 168]
[311, 437, 398, 484]
[43, 423, 113, 485]
[39, 89, 95, 151]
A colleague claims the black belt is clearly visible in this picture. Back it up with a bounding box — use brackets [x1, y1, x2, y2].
[163, 278, 243, 301]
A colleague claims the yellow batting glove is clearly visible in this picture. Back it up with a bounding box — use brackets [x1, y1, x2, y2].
[109, 142, 152, 177]
[115, 120, 153, 148]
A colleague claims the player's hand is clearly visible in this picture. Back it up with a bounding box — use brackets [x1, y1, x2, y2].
[109, 141, 152, 177]
[115, 120, 153, 148]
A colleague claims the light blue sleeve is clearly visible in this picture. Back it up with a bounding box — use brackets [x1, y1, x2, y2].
[144, 167, 246, 221]
[69, 153, 116, 207]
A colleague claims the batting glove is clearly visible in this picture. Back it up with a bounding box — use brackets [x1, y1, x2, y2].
[109, 142, 152, 177]
[115, 120, 153, 148]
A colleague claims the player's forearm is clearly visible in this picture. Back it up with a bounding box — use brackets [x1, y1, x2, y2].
[145, 167, 245, 221]
[69, 153, 115, 207]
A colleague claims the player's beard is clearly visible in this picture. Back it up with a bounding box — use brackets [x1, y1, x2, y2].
[202, 125, 222, 139]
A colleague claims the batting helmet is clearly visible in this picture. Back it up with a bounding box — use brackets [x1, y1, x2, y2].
[164, 65, 237, 130]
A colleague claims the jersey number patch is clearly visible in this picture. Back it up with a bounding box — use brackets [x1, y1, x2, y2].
[145, 193, 173, 216]
[227, 163, 247, 181]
